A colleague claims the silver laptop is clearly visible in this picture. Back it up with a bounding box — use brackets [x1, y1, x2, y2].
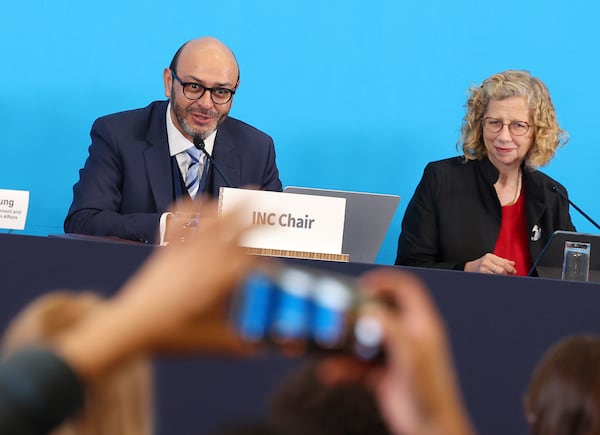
[284, 186, 400, 263]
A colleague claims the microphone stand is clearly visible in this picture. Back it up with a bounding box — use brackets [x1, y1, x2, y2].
[550, 184, 600, 231]
[193, 135, 234, 188]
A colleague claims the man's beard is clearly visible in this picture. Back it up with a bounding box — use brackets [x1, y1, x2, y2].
[173, 98, 227, 140]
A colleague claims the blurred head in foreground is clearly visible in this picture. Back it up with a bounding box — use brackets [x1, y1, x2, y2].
[524, 335, 600, 435]
[2, 291, 153, 435]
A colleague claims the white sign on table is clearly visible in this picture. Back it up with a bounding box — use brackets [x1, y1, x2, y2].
[218, 187, 346, 256]
[0, 189, 30, 231]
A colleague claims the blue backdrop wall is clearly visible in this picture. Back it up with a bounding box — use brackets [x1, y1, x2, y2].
[1, 0, 598, 264]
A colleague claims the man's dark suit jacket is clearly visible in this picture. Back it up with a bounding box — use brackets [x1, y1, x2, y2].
[64, 100, 282, 243]
[395, 156, 575, 271]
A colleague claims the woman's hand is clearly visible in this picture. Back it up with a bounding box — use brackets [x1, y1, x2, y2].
[464, 253, 516, 274]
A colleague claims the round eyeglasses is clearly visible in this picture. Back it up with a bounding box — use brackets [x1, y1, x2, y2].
[483, 117, 530, 136]
[171, 70, 236, 105]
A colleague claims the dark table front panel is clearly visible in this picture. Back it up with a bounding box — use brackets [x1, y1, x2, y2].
[1, 233, 599, 435]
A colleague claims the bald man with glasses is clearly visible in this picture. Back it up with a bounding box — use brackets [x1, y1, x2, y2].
[65, 37, 282, 244]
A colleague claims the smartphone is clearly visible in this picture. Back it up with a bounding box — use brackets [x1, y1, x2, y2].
[230, 263, 384, 361]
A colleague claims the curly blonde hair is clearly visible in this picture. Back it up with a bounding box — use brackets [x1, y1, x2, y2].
[459, 70, 568, 168]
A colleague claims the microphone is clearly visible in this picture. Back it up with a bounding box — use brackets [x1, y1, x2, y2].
[547, 183, 600, 231]
[193, 135, 234, 188]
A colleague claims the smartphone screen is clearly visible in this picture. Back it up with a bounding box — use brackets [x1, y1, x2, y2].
[231, 264, 382, 360]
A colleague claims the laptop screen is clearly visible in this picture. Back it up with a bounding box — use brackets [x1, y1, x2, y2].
[529, 230, 600, 282]
[283, 187, 400, 264]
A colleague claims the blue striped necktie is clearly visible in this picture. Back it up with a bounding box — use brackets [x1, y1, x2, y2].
[184, 147, 212, 199]
[185, 147, 202, 199]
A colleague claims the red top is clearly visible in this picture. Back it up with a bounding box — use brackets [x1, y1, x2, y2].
[493, 186, 532, 276]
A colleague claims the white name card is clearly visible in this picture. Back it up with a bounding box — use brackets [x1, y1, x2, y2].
[0, 189, 30, 230]
[218, 187, 346, 255]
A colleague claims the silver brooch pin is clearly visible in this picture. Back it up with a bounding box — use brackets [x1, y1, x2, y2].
[531, 224, 541, 241]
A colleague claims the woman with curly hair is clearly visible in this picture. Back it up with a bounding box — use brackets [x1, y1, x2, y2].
[395, 70, 575, 275]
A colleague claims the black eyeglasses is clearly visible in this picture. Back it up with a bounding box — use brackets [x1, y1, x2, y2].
[171, 70, 236, 105]
[483, 117, 530, 136]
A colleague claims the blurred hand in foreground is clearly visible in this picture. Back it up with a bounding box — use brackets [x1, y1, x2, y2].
[56, 198, 258, 381]
[317, 268, 475, 435]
